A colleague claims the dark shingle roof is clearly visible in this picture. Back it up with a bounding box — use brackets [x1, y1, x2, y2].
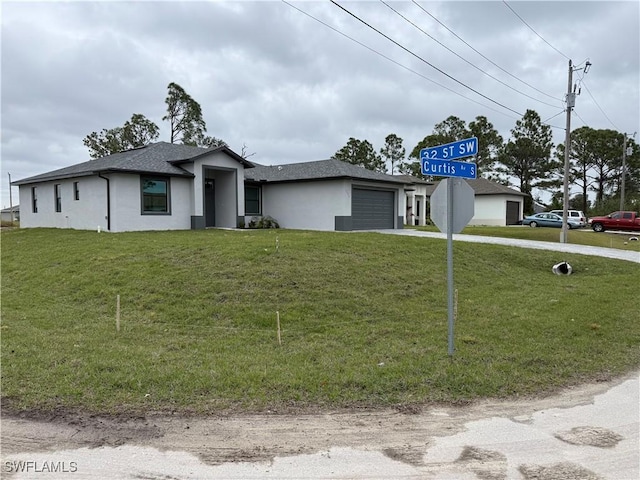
[392, 174, 433, 185]
[244, 159, 408, 185]
[12, 142, 252, 185]
[423, 177, 528, 197]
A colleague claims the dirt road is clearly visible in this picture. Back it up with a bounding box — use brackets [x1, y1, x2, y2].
[2, 371, 638, 479]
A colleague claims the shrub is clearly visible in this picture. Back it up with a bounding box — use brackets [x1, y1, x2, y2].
[248, 215, 279, 229]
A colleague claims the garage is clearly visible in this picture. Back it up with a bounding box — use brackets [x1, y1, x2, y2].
[506, 201, 520, 225]
[351, 187, 395, 230]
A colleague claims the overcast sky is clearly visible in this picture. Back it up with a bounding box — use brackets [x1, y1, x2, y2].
[2, 0, 639, 208]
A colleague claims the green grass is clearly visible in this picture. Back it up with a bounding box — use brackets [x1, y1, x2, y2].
[1, 228, 639, 415]
[414, 224, 640, 251]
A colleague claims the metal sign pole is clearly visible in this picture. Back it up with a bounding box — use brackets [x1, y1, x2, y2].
[447, 179, 454, 356]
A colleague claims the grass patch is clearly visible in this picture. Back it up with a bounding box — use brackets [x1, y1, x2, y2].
[413, 224, 640, 252]
[1, 228, 639, 415]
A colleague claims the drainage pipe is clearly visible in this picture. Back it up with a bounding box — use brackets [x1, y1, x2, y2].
[98, 173, 111, 231]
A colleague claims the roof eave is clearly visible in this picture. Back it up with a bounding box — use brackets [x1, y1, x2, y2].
[244, 175, 407, 185]
[12, 167, 194, 186]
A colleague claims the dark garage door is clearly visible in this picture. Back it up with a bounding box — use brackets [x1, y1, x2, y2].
[506, 201, 520, 225]
[352, 187, 395, 230]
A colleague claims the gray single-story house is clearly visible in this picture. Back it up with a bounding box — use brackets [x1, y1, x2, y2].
[13, 142, 527, 232]
[1, 205, 20, 222]
[12, 142, 408, 232]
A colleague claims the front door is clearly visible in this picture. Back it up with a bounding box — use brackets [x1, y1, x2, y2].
[205, 179, 215, 227]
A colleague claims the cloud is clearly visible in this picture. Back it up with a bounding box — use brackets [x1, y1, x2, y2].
[2, 1, 638, 208]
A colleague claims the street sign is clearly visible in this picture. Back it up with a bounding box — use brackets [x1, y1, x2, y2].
[421, 158, 477, 179]
[420, 137, 478, 162]
[430, 178, 475, 234]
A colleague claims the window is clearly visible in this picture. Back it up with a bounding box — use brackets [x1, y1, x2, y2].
[141, 177, 170, 214]
[245, 185, 261, 215]
[32, 187, 38, 213]
[74, 182, 79, 200]
[54, 184, 62, 212]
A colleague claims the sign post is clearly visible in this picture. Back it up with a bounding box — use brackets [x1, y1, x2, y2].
[420, 137, 477, 356]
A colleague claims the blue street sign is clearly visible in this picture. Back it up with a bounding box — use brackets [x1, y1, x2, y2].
[420, 137, 478, 162]
[421, 158, 477, 179]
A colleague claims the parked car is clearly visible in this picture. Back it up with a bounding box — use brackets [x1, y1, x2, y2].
[589, 211, 640, 232]
[550, 209, 587, 228]
[522, 212, 580, 229]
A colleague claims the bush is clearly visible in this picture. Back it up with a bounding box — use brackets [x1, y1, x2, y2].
[248, 215, 280, 229]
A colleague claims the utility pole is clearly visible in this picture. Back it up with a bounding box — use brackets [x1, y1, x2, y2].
[560, 60, 574, 244]
[560, 60, 590, 244]
[620, 133, 628, 211]
[620, 132, 636, 211]
[8, 172, 14, 223]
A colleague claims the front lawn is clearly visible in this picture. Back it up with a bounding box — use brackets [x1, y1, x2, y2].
[1, 228, 638, 414]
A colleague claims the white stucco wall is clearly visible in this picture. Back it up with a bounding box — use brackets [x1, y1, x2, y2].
[470, 195, 523, 226]
[257, 180, 352, 230]
[110, 173, 192, 232]
[18, 176, 109, 230]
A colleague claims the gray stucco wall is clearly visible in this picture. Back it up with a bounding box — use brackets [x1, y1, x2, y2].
[18, 176, 108, 230]
[256, 180, 351, 230]
[110, 174, 192, 232]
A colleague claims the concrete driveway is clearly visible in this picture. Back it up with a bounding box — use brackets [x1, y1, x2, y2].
[375, 229, 640, 264]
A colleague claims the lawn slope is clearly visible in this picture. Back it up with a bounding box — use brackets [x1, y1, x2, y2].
[2, 228, 638, 414]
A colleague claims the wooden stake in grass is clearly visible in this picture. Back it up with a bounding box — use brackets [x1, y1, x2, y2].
[276, 310, 282, 345]
[116, 295, 121, 332]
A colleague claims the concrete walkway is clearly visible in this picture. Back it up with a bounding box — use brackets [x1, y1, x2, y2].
[376, 229, 640, 263]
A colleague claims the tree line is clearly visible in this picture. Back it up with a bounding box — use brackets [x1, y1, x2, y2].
[84, 86, 638, 216]
[332, 111, 639, 215]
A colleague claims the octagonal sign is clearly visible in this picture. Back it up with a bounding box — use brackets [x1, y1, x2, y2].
[430, 178, 475, 234]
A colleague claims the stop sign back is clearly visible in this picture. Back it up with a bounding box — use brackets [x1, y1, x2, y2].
[430, 178, 475, 234]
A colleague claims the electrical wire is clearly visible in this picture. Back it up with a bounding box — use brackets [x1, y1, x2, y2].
[381, 0, 561, 108]
[283, 1, 565, 130]
[580, 80, 620, 131]
[281, 0, 520, 121]
[502, 1, 571, 61]
[412, 1, 562, 103]
[572, 109, 589, 129]
[543, 110, 565, 124]
[330, 0, 524, 117]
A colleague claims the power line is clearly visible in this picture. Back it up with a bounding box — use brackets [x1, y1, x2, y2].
[580, 80, 620, 131]
[284, 1, 564, 131]
[412, 0, 562, 107]
[543, 109, 565, 124]
[281, 0, 520, 121]
[330, 0, 524, 117]
[410, 0, 563, 104]
[502, 1, 571, 61]
[380, 0, 561, 109]
[572, 109, 589, 129]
